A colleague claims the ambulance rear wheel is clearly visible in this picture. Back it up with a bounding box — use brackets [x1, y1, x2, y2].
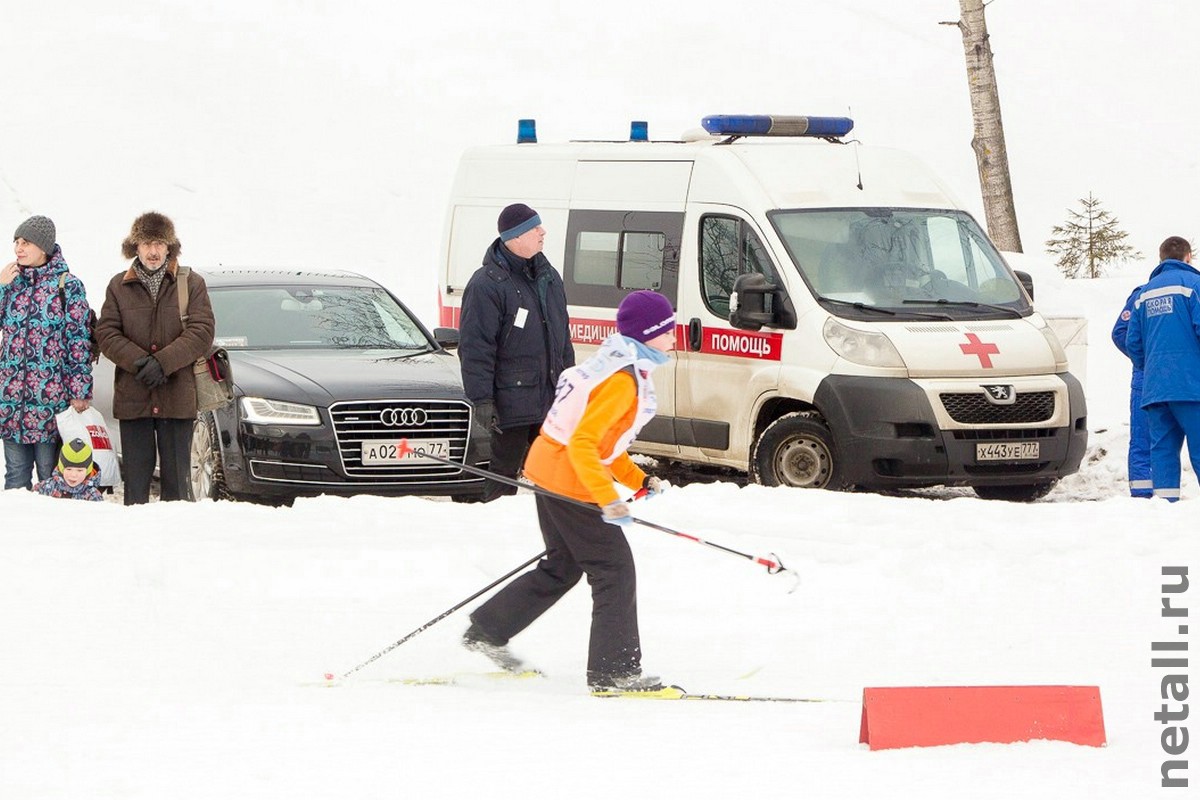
[751, 412, 845, 490]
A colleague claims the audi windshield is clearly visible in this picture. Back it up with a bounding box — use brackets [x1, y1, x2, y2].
[208, 284, 435, 352]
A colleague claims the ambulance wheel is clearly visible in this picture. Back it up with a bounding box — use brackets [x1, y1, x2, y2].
[751, 412, 846, 490]
[972, 480, 1057, 502]
[190, 411, 230, 501]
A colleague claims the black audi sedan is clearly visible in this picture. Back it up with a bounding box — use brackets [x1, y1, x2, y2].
[96, 269, 490, 503]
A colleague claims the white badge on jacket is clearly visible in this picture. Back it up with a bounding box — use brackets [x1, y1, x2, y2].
[514, 307, 529, 329]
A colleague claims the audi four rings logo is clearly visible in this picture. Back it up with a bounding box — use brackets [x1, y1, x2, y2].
[981, 385, 1016, 405]
[380, 408, 429, 427]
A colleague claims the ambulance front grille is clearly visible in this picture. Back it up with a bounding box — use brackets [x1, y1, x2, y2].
[939, 391, 1055, 425]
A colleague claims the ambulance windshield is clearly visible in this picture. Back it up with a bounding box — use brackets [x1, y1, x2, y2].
[769, 208, 1031, 319]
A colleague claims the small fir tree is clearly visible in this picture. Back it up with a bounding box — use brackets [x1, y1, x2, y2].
[1045, 193, 1142, 278]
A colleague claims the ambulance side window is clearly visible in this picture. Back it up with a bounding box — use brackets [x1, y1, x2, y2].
[700, 216, 778, 317]
[563, 210, 681, 308]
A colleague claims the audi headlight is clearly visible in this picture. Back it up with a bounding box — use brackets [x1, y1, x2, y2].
[240, 397, 322, 426]
[822, 317, 906, 368]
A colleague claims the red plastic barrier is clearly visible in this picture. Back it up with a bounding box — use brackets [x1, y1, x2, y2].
[859, 686, 1106, 750]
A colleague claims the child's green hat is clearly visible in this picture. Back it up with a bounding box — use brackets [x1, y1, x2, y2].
[59, 437, 93, 472]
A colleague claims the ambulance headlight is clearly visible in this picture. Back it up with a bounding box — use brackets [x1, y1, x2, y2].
[1035, 318, 1068, 364]
[822, 318, 906, 368]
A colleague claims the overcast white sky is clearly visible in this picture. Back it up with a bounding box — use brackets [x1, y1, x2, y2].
[2, 0, 1195, 319]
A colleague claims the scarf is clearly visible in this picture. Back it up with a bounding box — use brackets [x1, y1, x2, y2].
[134, 259, 167, 301]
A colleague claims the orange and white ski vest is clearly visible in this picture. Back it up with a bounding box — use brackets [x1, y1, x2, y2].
[541, 334, 658, 463]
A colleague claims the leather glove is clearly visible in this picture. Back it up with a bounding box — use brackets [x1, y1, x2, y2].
[474, 400, 501, 434]
[642, 475, 670, 498]
[135, 355, 168, 388]
[601, 500, 633, 527]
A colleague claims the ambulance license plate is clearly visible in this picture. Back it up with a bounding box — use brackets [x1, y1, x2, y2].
[975, 442, 1040, 462]
[362, 439, 450, 465]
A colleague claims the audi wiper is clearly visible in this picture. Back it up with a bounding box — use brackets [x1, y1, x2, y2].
[902, 299, 1023, 318]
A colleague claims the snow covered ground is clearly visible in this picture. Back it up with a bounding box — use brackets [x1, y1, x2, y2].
[1, 261, 1195, 799]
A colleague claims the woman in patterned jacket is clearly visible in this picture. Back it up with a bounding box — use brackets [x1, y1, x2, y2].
[0, 215, 94, 489]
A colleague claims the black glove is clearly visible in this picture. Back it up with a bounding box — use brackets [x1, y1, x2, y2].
[474, 400, 501, 434]
[135, 355, 168, 388]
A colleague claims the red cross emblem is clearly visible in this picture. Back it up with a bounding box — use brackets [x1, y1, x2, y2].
[959, 333, 1000, 368]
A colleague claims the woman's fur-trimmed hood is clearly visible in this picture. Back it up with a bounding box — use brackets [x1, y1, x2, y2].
[121, 211, 181, 260]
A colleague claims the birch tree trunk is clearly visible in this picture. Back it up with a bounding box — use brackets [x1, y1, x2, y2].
[949, 0, 1023, 252]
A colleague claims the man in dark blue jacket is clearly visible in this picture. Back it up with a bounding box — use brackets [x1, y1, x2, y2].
[1126, 236, 1200, 501]
[458, 204, 574, 502]
[1112, 285, 1152, 497]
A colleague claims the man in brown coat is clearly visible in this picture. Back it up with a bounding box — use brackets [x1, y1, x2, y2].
[96, 211, 215, 504]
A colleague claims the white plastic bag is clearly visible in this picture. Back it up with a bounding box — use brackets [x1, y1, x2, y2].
[55, 406, 121, 487]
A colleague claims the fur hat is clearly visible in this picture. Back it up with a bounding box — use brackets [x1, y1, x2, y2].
[497, 203, 541, 241]
[13, 215, 56, 257]
[617, 290, 676, 343]
[121, 211, 181, 261]
[59, 437, 94, 473]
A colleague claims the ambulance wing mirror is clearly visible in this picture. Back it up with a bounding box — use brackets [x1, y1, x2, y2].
[1013, 270, 1035, 301]
[729, 272, 795, 331]
[433, 327, 460, 350]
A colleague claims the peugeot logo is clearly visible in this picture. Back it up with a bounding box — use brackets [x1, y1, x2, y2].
[981, 384, 1016, 406]
[380, 407, 429, 427]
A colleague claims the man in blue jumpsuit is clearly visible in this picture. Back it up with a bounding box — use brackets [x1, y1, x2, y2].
[1126, 236, 1200, 501]
[1112, 286, 1153, 496]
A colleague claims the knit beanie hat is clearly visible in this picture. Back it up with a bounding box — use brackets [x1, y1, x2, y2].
[497, 203, 541, 241]
[617, 290, 675, 343]
[13, 215, 56, 256]
[59, 437, 93, 472]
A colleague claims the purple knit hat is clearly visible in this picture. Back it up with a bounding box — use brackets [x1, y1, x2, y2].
[617, 290, 675, 343]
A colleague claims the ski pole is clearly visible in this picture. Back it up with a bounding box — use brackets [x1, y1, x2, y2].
[327, 549, 547, 682]
[397, 438, 795, 584]
[396, 437, 648, 514]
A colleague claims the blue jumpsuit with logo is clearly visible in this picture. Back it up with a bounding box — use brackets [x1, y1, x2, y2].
[1111, 285, 1152, 497]
[1125, 258, 1200, 501]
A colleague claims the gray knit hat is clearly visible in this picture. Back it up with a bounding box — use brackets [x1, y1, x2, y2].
[14, 215, 56, 256]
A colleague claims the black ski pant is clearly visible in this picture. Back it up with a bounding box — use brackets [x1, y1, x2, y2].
[120, 417, 195, 505]
[479, 423, 539, 502]
[469, 493, 642, 682]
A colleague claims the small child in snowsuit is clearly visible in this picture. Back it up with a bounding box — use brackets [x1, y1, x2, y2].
[33, 437, 104, 502]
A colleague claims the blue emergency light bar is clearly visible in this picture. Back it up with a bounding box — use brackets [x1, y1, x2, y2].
[701, 115, 854, 138]
[517, 118, 537, 143]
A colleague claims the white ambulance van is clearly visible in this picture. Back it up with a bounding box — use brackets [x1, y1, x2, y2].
[438, 115, 1088, 501]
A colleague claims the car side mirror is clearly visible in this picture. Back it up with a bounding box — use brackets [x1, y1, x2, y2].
[1014, 270, 1034, 301]
[433, 327, 460, 349]
[729, 273, 796, 331]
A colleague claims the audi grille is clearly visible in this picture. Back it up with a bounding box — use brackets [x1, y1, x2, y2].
[330, 399, 473, 481]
